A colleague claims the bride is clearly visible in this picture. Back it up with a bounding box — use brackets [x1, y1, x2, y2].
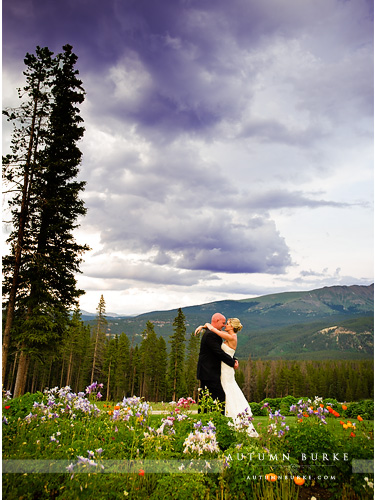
[196, 318, 258, 437]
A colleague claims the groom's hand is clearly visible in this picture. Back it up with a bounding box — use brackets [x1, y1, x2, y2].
[234, 360, 239, 370]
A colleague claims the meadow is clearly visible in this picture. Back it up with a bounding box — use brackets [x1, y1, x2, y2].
[2, 384, 374, 500]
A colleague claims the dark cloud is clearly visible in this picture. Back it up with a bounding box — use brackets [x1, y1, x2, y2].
[3, 0, 373, 313]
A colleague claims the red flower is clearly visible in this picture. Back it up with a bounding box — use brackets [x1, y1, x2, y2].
[138, 469, 145, 476]
[4, 406, 10, 410]
[350, 432, 356, 437]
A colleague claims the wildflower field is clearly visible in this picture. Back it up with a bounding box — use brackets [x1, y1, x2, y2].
[2, 384, 374, 500]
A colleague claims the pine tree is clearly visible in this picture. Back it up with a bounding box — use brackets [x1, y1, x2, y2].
[2, 46, 54, 382]
[138, 322, 160, 400]
[168, 308, 187, 401]
[155, 337, 168, 401]
[91, 295, 107, 384]
[103, 336, 118, 400]
[3, 45, 89, 396]
[113, 333, 131, 400]
[185, 331, 200, 400]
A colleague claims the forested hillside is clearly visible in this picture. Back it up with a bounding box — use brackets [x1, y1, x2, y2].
[84, 284, 374, 360]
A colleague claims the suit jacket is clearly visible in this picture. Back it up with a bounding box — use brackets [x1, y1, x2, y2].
[196, 328, 236, 381]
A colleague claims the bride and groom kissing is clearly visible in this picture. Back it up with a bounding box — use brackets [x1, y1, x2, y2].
[195, 313, 258, 437]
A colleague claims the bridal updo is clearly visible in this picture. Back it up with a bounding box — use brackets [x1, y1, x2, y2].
[229, 318, 243, 333]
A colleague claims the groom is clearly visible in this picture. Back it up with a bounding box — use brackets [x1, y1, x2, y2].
[196, 312, 238, 413]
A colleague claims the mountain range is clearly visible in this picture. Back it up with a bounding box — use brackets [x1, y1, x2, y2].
[82, 284, 374, 360]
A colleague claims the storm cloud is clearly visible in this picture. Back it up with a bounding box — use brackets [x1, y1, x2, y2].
[2, 0, 373, 314]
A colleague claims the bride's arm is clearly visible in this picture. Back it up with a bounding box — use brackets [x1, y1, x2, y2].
[194, 325, 205, 335]
[204, 323, 236, 341]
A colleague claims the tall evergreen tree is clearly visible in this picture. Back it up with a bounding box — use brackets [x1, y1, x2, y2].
[91, 295, 107, 384]
[138, 321, 160, 400]
[2, 46, 55, 381]
[155, 336, 168, 401]
[185, 331, 200, 400]
[3, 45, 88, 396]
[113, 333, 131, 400]
[168, 308, 187, 401]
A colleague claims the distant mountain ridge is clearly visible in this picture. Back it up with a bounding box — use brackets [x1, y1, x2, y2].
[82, 284, 374, 360]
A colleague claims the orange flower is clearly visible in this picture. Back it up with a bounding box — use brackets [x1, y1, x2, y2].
[265, 473, 277, 482]
[303, 413, 309, 418]
[108, 411, 113, 416]
[357, 415, 363, 422]
[298, 419, 303, 423]
[294, 477, 305, 486]
[138, 469, 145, 476]
[320, 404, 324, 408]
[343, 424, 348, 429]
[340, 421, 344, 425]
[114, 405, 120, 410]
[332, 411, 340, 417]
[342, 405, 347, 410]
[350, 432, 356, 437]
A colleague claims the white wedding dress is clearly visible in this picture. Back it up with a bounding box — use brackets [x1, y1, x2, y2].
[221, 343, 259, 437]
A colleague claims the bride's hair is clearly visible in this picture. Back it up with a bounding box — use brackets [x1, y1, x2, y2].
[229, 318, 243, 332]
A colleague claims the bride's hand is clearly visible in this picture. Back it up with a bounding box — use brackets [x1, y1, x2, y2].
[204, 323, 212, 330]
[195, 325, 204, 336]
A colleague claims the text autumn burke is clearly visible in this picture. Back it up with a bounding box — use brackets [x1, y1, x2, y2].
[226, 453, 349, 462]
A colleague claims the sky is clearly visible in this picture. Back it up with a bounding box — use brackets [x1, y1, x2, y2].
[2, 0, 374, 316]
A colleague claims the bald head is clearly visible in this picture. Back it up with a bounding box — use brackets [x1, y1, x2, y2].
[211, 313, 226, 330]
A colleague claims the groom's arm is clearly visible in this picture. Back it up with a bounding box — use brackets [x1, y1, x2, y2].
[205, 332, 236, 367]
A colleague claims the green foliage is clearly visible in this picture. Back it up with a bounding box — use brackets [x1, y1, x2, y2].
[168, 308, 187, 401]
[149, 474, 208, 500]
[345, 400, 374, 420]
[2, 391, 44, 420]
[197, 387, 225, 414]
[198, 411, 237, 451]
[248, 402, 268, 416]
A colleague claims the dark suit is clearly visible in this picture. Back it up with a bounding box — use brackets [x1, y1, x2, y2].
[196, 328, 236, 409]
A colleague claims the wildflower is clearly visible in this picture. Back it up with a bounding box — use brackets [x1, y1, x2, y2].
[4, 406, 10, 410]
[350, 432, 356, 437]
[294, 476, 305, 486]
[357, 415, 363, 421]
[138, 469, 145, 476]
[342, 405, 347, 410]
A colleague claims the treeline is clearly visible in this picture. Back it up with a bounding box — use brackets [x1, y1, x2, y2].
[240, 358, 374, 403]
[4, 296, 373, 403]
[3, 303, 201, 403]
